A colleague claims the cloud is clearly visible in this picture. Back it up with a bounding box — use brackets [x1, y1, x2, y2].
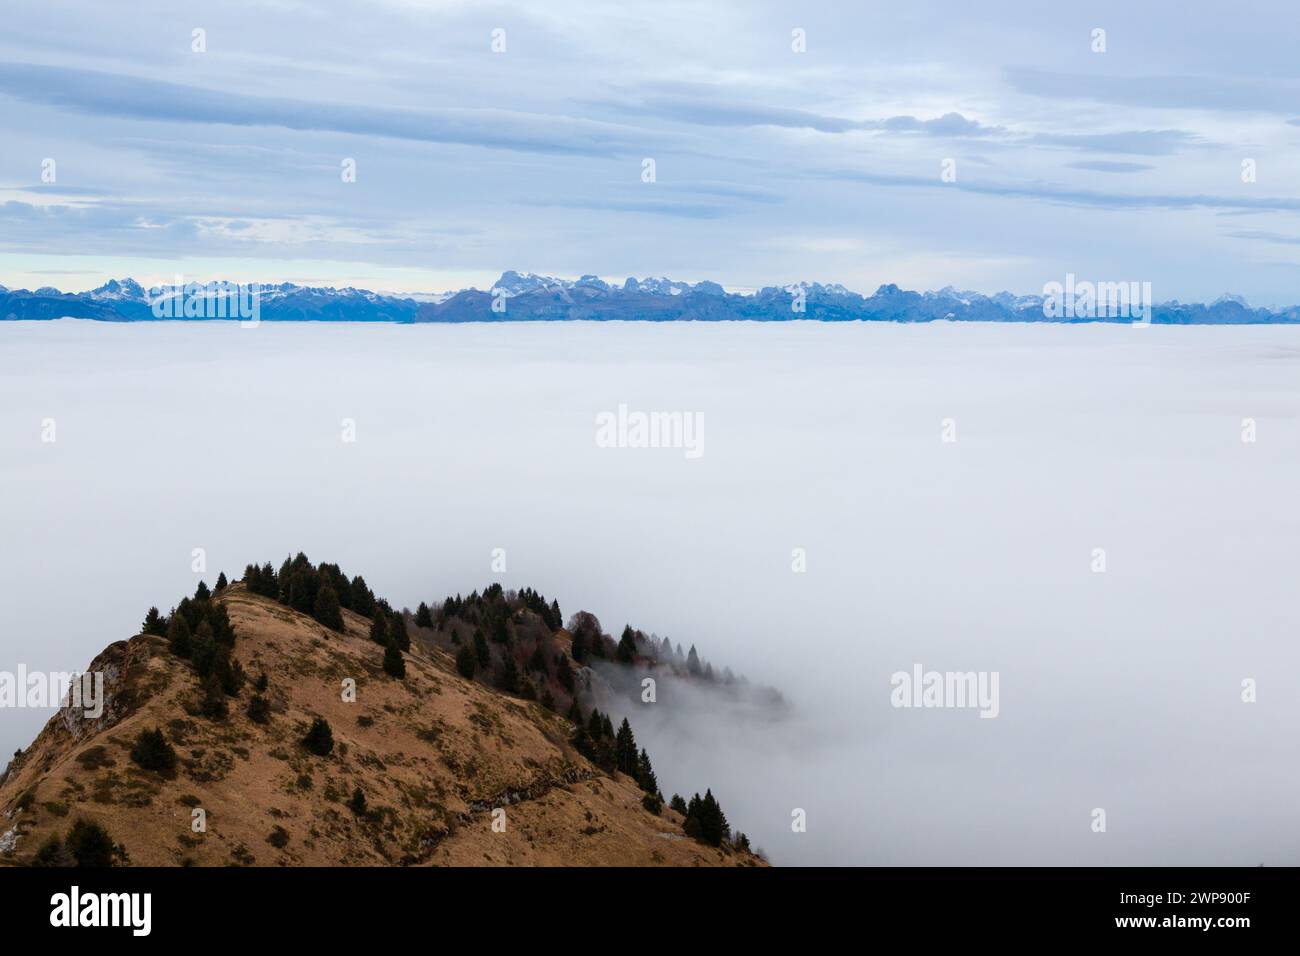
[1064, 161, 1155, 173]
[0, 61, 660, 157]
[1007, 67, 1300, 114]
[818, 168, 1300, 213]
[1033, 130, 1197, 155]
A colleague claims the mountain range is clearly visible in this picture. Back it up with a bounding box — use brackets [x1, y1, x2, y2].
[2, 272, 1297, 324]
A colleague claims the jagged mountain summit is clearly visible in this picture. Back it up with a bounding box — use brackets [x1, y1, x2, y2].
[2, 272, 1297, 323]
[0, 560, 764, 867]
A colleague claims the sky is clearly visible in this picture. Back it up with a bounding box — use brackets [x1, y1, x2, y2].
[3, 0, 1300, 302]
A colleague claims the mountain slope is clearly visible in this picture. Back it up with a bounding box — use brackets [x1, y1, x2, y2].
[0, 583, 761, 867]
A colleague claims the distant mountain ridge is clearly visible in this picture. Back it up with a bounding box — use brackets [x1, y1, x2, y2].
[2, 272, 1297, 324]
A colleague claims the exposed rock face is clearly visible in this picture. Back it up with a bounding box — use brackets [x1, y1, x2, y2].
[0, 584, 762, 868]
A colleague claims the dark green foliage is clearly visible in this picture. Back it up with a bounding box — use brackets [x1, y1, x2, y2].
[350, 575, 376, 617]
[254, 671, 269, 693]
[614, 718, 638, 777]
[313, 583, 344, 631]
[129, 727, 177, 774]
[141, 606, 166, 637]
[194, 580, 211, 601]
[369, 614, 388, 646]
[199, 673, 229, 720]
[555, 656, 575, 693]
[684, 790, 729, 847]
[528, 645, 549, 673]
[247, 694, 271, 724]
[65, 819, 118, 867]
[473, 629, 490, 668]
[31, 834, 74, 867]
[636, 748, 659, 795]
[490, 616, 510, 646]
[641, 792, 663, 815]
[167, 613, 192, 658]
[302, 717, 334, 756]
[388, 613, 410, 652]
[498, 654, 519, 693]
[415, 602, 433, 628]
[243, 561, 279, 598]
[670, 794, 688, 816]
[455, 644, 477, 679]
[383, 642, 406, 679]
[617, 625, 637, 663]
[570, 629, 587, 663]
[214, 572, 228, 592]
[347, 787, 367, 816]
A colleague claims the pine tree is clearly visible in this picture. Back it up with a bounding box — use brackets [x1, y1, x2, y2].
[66, 819, 118, 867]
[215, 572, 228, 592]
[455, 644, 477, 679]
[141, 607, 165, 637]
[199, 672, 229, 720]
[617, 625, 637, 663]
[570, 629, 588, 663]
[636, 748, 659, 795]
[368, 614, 388, 646]
[313, 583, 344, 631]
[499, 655, 519, 693]
[528, 645, 549, 673]
[347, 787, 367, 816]
[614, 718, 638, 776]
[473, 629, 491, 668]
[166, 613, 192, 658]
[130, 728, 177, 774]
[383, 642, 406, 678]
[389, 612, 410, 652]
[302, 717, 334, 756]
[194, 580, 211, 601]
[247, 694, 271, 724]
[687, 644, 702, 676]
[415, 602, 433, 628]
[670, 794, 688, 816]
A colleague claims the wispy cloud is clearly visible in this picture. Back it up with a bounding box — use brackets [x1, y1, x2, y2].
[0, 61, 661, 157]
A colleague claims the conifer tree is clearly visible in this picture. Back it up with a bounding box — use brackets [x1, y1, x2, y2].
[167, 613, 192, 658]
[636, 748, 659, 795]
[142, 606, 166, 637]
[368, 614, 388, 646]
[66, 819, 118, 867]
[499, 654, 519, 693]
[302, 717, 334, 756]
[614, 718, 638, 776]
[389, 612, 410, 652]
[247, 694, 271, 724]
[473, 629, 491, 668]
[194, 580, 211, 601]
[130, 727, 177, 773]
[313, 583, 344, 631]
[348, 787, 367, 816]
[455, 644, 477, 679]
[617, 626, 637, 663]
[215, 572, 228, 592]
[687, 644, 702, 676]
[528, 645, 549, 673]
[383, 642, 406, 678]
[415, 602, 433, 628]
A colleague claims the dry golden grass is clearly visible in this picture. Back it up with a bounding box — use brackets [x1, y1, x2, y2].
[0, 584, 761, 867]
